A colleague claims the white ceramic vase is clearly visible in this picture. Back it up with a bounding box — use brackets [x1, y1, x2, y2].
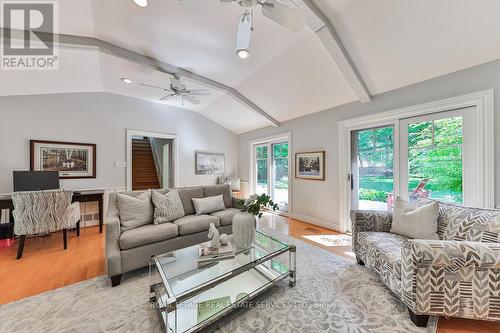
[232, 211, 256, 250]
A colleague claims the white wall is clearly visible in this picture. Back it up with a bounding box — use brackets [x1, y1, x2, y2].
[0, 92, 238, 193]
[238, 58, 500, 231]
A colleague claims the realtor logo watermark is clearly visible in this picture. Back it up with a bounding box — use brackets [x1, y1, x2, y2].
[1, 1, 59, 70]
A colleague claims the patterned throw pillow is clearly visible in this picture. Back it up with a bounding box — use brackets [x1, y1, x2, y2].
[192, 195, 226, 215]
[151, 190, 185, 224]
[117, 191, 153, 231]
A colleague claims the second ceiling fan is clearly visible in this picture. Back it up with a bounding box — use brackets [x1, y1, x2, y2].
[140, 75, 210, 106]
[179, 0, 305, 59]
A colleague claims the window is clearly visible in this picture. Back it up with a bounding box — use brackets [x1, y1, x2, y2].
[406, 117, 463, 203]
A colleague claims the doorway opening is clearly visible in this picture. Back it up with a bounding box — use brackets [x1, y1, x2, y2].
[127, 130, 177, 191]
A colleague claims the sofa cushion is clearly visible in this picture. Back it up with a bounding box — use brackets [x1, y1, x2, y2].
[152, 190, 185, 224]
[357, 231, 408, 295]
[210, 208, 240, 226]
[119, 222, 178, 250]
[177, 187, 204, 215]
[117, 190, 153, 231]
[210, 208, 241, 225]
[192, 195, 226, 215]
[173, 214, 220, 235]
[203, 185, 232, 208]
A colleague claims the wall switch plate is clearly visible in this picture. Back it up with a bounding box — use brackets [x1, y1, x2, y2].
[114, 162, 127, 168]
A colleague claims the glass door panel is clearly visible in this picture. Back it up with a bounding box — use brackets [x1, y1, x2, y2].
[351, 126, 394, 211]
[272, 142, 289, 213]
[255, 145, 269, 195]
[402, 115, 464, 204]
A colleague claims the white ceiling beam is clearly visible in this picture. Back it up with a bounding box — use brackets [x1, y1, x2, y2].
[292, 0, 372, 103]
[2, 29, 281, 127]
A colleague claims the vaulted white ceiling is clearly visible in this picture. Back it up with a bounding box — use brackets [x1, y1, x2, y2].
[1, 0, 500, 134]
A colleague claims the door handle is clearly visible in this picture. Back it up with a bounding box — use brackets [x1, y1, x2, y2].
[348, 173, 354, 190]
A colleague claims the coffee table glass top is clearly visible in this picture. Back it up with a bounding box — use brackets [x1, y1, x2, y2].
[155, 230, 289, 298]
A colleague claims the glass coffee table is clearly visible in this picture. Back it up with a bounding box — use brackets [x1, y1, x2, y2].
[149, 230, 296, 333]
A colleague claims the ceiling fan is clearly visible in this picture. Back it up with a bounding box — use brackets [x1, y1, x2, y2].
[179, 0, 305, 59]
[139, 75, 210, 105]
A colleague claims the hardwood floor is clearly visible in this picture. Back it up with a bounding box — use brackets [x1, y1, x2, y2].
[0, 226, 105, 304]
[0, 214, 498, 333]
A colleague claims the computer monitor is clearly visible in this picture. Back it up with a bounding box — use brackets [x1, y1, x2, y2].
[13, 171, 60, 192]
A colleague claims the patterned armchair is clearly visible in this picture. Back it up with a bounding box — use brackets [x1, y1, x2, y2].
[351, 200, 500, 327]
[12, 190, 81, 259]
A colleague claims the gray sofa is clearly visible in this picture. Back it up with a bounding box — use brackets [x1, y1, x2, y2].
[105, 184, 241, 286]
[351, 198, 500, 327]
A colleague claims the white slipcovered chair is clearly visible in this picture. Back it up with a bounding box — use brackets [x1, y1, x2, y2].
[12, 190, 81, 259]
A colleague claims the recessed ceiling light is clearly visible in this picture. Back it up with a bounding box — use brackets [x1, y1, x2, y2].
[132, 0, 148, 8]
[236, 49, 250, 59]
[121, 78, 132, 84]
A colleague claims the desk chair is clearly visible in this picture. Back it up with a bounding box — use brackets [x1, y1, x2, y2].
[12, 190, 81, 259]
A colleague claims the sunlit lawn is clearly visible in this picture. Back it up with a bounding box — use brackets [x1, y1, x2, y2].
[360, 176, 461, 202]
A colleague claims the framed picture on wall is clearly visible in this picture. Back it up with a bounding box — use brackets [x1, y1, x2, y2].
[195, 152, 225, 175]
[295, 151, 325, 180]
[30, 140, 96, 179]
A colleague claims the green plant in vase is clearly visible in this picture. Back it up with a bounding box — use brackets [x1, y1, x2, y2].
[240, 193, 279, 218]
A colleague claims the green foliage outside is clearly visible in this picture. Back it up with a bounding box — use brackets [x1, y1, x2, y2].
[357, 118, 463, 204]
[359, 188, 388, 202]
[256, 143, 288, 190]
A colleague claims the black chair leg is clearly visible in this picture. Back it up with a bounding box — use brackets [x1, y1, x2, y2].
[408, 308, 429, 327]
[16, 235, 26, 260]
[111, 274, 122, 287]
[76, 221, 80, 237]
[63, 228, 67, 250]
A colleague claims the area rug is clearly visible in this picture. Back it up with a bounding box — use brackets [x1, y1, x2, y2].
[301, 234, 352, 247]
[0, 227, 437, 333]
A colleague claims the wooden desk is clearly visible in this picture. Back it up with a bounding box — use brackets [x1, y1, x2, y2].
[0, 190, 104, 239]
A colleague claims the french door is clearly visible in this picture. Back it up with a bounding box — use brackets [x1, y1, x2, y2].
[350, 126, 395, 212]
[349, 107, 476, 218]
[253, 141, 289, 213]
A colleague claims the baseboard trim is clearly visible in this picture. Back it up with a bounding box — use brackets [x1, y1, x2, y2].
[291, 213, 340, 232]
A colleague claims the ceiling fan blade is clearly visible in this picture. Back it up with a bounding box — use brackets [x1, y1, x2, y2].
[184, 95, 201, 105]
[261, 0, 305, 32]
[236, 11, 252, 52]
[169, 76, 185, 91]
[160, 93, 176, 101]
[140, 83, 171, 91]
[186, 89, 211, 96]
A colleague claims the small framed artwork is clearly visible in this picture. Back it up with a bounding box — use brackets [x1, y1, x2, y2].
[195, 152, 225, 175]
[30, 140, 96, 179]
[295, 151, 325, 180]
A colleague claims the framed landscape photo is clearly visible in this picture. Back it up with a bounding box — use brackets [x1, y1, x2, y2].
[30, 140, 96, 179]
[195, 152, 225, 175]
[295, 151, 325, 180]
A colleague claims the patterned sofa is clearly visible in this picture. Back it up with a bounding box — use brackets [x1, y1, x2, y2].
[351, 199, 500, 327]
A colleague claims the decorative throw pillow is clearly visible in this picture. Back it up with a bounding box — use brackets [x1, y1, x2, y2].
[117, 191, 153, 231]
[192, 195, 226, 215]
[390, 196, 439, 239]
[151, 190, 185, 224]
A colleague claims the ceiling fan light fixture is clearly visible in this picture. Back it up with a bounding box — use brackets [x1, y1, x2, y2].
[236, 49, 250, 59]
[132, 0, 148, 8]
[121, 77, 133, 84]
